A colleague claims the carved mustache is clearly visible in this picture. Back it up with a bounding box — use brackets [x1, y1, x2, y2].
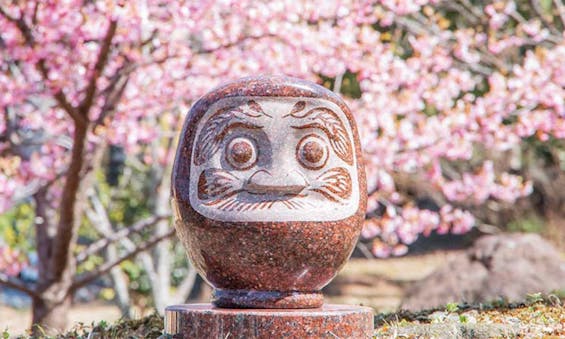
[197, 167, 352, 211]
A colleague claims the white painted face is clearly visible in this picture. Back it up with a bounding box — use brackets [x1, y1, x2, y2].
[189, 96, 359, 222]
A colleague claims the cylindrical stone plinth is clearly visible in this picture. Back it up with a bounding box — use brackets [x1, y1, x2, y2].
[165, 304, 374, 338]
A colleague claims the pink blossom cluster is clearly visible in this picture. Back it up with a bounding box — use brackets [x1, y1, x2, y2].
[350, 2, 564, 255]
[377, 0, 439, 25]
[439, 161, 533, 203]
[0, 246, 26, 276]
[362, 203, 474, 257]
[1, 0, 564, 260]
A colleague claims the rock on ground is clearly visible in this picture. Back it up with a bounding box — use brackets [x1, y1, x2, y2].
[401, 233, 565, 311]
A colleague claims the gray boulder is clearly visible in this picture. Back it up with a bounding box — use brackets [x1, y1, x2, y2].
[402, 233, 565, 311]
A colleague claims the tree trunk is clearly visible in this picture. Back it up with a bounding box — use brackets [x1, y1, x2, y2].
[32, 122, 89, 332]
[32, 192, 71, 335]
[32, 290, 72, 335]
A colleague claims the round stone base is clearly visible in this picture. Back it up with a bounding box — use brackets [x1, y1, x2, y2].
[164, 304, 374, 338]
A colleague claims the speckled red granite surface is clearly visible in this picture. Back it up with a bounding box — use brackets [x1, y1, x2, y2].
[171, 75, 367, 308]
[165, 304, 374, 338]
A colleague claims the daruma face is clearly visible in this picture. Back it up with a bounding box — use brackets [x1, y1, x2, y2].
[172, 76, 366, 308]
[189, 96, 360, 222]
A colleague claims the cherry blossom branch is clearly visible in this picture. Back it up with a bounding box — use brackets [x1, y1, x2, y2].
[394, 16, 432, 35]
[449, 0, 483, 24]
[455, 0, 484, 19]
[31, 2, 39, 25]
[39, 61, 84, 124]
[79, 20, 117, 115]
[413, 12, 441, 34]
[93, 64, 133, 129]
[198, 33, 277, 54]
[72, 228, 176, 290]
[0, 272, 39, 298]
[452, 59, 492, 76]
[0, 5, 33, 43]
[45, 18, 120, 280]
[0, 107, 13, 148]
[443, 2, 480, 24]
[0, 4, 83, 124]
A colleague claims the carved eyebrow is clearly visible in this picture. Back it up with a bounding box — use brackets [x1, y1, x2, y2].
[246, 99, 272, 118]
[283, 100, 306, 117]
[194, 102, 267, 165]
[220, 121, 262, 138]
[289, 107, 353, 165]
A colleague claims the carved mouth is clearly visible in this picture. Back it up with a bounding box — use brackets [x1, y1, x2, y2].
[244, 183, 307, 196]
[197, 167, 352, 211]
[245, 191, 309, 199]
[210, 194, 314, 212]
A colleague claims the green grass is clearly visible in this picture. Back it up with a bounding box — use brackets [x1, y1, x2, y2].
[7, 293, 564, 338]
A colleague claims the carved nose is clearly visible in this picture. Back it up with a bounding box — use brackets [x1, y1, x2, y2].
[246, 170, 307, 195]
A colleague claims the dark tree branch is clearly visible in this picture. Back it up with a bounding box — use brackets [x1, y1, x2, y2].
[93, 65, 133, 129]
[0, 5, 17, 21]
[98, 62, 135, 99]
[27, 19, 119, 282]
[37, 60, 84, 124]
[76, 214, 170, 263]
[31, 2, 39, 25]
[0, 107, 13, 147]
[72, 228, 176, 290]
[140, 29, 158, 47]
[0, 273, 39, 298]
[10, 170, 66, 204]
[78, 20, 118, 115]
[0, 5, 33, 43]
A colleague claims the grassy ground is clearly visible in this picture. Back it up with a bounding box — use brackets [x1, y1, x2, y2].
[5, 295, 561, 338]
[375, 294, 565, 338]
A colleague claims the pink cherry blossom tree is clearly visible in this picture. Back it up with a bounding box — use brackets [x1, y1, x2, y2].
[1, 0, 564, 331]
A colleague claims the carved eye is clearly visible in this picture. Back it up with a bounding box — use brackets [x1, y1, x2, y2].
[296, 134, 329, 170]
[225, 137, 257, 170]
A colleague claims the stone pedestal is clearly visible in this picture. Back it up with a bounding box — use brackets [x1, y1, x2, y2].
[164, 304, 374, 338]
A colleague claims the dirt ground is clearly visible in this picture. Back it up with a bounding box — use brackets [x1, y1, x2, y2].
[0, 251, 455, 335]
[325, 251, 460, 311]
[0, 302, 122, 335]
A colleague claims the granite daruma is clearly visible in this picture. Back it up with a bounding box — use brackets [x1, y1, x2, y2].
[171, 75, 367, 309]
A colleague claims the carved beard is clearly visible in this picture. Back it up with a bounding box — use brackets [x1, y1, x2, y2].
[197, 167, 352, 211]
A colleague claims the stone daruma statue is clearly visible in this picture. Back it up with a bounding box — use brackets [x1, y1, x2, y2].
[171, 75, 367, 309]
